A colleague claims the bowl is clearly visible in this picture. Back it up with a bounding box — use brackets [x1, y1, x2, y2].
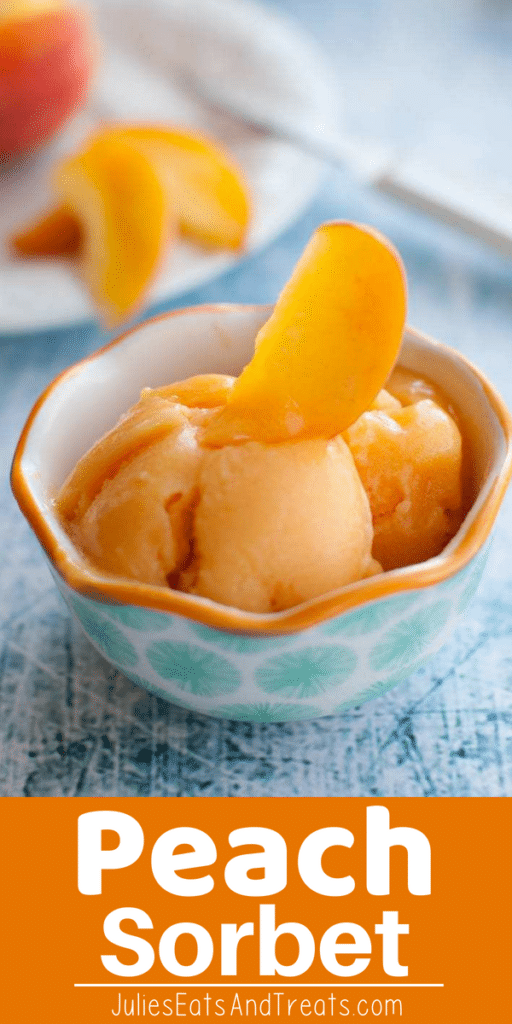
[11, 305, 512, 722]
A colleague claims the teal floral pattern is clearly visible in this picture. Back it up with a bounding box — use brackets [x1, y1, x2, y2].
[323, 591, 419, 638]
[104, 605, 173, 631]
[333, 664, 425, 712]
[189, 621, 292, 653]
[256, 645, 357, 698]
[458, 574, 484, 611]
[70, 596, 138, 668]
[458, 551, 490, 611]
[147, 640, 241, 696]
[216, 703, 322, 722]
[369, 599, 451, 673]
[61, 544, 489, 720]
[125, 673, 204, 712]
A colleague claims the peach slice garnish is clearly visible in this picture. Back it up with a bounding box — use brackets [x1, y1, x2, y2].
[202, 222, 407, 446]
[111, 126, 250, 251]
[11, 206, 81, 256]
[53, 133, 170, 326]
[11, 125, 250, 257]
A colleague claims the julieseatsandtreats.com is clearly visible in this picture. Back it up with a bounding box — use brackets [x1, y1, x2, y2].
[105, 989, 406, 1017]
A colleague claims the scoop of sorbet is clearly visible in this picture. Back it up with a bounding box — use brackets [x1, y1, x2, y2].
[56, 369, 464, 612]
[70, 406, 202, 587]
[59, 388, 378, 612]
[345, 373, 463, 570]
[185, 436, 378, 612]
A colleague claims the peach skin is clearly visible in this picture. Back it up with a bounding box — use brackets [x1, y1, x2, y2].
[0, 1, 96, 160]
[202, 221, 407, 446]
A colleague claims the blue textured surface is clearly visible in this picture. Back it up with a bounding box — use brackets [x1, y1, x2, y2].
[2, 0, 512, 795]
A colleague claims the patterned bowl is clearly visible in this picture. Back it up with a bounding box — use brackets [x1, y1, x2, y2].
[11, 306, 512, 722]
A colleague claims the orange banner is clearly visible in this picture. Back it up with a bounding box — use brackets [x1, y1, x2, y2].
[1, 798, 510, 1022]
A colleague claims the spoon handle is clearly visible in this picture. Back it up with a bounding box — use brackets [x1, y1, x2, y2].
[225, 106, 512, 258]
[106, 4, 512, 261]
[374, 158, 512, 258]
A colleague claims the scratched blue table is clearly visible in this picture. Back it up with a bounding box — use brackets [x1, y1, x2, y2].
[2, 0, 512, 796]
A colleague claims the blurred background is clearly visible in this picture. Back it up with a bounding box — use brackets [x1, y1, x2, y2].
[292, 0, 512, 186]
[2, 0, 512, 797]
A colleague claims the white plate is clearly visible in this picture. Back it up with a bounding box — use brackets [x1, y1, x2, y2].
[0, 0, 339, 335]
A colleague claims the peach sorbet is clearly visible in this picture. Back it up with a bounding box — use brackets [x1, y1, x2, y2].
[55, 223, 464, 613]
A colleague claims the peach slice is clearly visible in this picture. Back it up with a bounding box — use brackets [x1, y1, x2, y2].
[53, 134, 170, 326]
[11, 124, 250, 256]
[202, 222, 407, 446]
[111, 126, 250, 251]
[11, 205, 81, 256]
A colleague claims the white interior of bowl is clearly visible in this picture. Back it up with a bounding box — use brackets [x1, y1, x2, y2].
[18, 307, 508, 573]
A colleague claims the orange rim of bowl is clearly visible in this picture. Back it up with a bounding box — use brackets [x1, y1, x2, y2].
[11, 305, 512, 635]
